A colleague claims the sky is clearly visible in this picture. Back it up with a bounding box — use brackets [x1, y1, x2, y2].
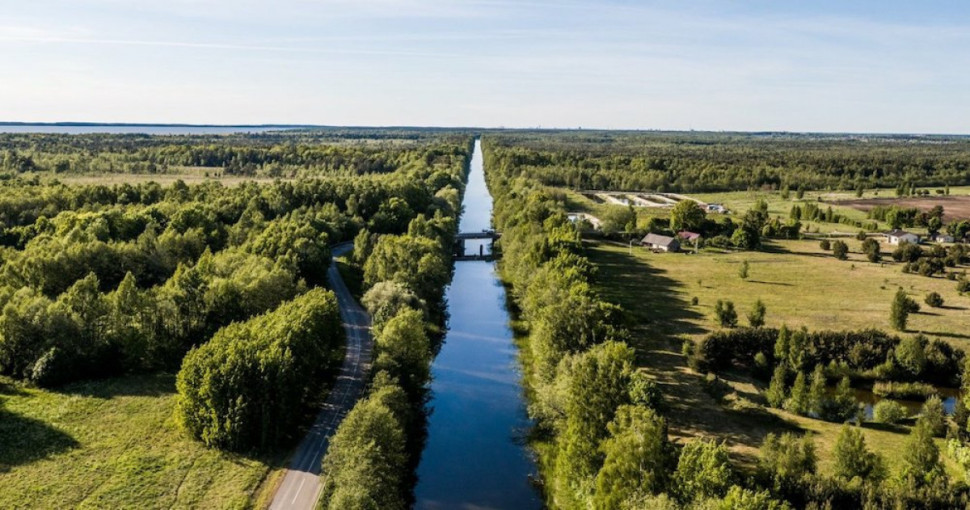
[1, 0, 969, 132]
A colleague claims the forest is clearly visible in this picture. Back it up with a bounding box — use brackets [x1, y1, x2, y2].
[486, 131, 970, 193]
[0, 128, 472, 178]
[0, 131, 471, 508]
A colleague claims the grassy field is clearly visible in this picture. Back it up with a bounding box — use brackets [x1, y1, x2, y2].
[591, 238, 968, 343]
[584, 239, 967, 476]
[562, 186, 970, 236]
[0, 374, 284, 509]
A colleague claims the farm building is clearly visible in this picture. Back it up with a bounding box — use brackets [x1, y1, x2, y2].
[678, 231, 702, 243]
[885, 229, 921, 245]
[641, 233, 680, 252]
[931, 233, 955, 244]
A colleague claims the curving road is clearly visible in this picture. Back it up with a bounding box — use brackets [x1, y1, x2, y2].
[269, 243, 373, 510]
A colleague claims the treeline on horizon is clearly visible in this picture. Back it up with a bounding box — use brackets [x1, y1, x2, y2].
[0, 129, 472, 178]
[486, 131, 970, 193]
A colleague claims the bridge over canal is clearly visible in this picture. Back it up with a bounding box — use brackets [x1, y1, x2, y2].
[454, 230, 501, 261]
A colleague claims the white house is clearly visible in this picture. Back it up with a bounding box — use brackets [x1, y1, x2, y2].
[931, 233, 955, 244]
[885, 229, 921, 245]
[641, 233, 680, 252]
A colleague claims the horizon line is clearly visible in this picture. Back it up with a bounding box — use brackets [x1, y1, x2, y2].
[1, 121, 968, 137]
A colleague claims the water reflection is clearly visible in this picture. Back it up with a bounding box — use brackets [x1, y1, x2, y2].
[852, 386, 959, 420]
[413, 139, 541, 509]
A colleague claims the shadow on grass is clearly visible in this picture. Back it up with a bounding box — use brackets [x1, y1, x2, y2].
[0, 408, 79, 472]
[586, 242, 814, 468]
[57, 373, 175, 399]
[0, 380, 28, 397]
[585, 242, 706, 340]
[922, 330, 970, 340]
[860, 421, 909, 434]
[747, 280, 794, 287]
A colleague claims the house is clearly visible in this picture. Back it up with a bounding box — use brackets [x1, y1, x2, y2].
[678, 231, 702, 243]
[885, 229, 921, 245]
[641, 233, 680, 252]
[931, 233, 955, 244]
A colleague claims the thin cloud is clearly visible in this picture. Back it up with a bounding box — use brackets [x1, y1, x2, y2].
[0, 34, 468, 58]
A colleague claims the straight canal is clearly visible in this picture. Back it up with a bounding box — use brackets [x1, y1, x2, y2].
[413, 139, 542, 509]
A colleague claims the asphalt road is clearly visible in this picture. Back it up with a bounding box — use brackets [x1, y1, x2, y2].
[269, 243, 373, 510]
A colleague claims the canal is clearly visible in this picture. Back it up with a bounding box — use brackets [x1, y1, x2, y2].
[413, 139, 542, 509]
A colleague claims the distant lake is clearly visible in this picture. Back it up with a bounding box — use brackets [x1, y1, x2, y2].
[0, 125, 297, 135]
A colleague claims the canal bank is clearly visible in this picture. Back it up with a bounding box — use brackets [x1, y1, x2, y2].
[413, 139, 541, 509]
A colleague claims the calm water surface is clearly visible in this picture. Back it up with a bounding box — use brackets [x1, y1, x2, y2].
[414, 139, 541, 509]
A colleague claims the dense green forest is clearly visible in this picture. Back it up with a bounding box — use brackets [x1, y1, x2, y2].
[0, 132, 471, 462]
[483, 135, 970, 509]
[318, 156, 465, 509]
[0, 129, 472, 178]
[486, 131, 970, 192]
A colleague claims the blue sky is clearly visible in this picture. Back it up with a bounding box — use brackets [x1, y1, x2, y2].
[1, 0, 969, 132]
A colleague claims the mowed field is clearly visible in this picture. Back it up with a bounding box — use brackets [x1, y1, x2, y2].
[562, 186, 970, 236]
[0, 374, 281, 509]
[585, 239, 967, 476]
[835, 195, 970, 221]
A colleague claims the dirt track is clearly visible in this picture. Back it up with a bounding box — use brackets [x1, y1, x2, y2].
[834, 195, 970, 221]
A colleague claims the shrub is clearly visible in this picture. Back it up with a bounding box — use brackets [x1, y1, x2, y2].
[873, 381, 936, 400]
[862, 238, 881, 263]
[832, 424, 885, 482]
[819, 239, 831, 251]
[784, 372, 809, 415]
[673, 440, 733, 502]
[714, 299, 738, 328]
[748, 299, 767, 328]
[629, 371, 664, 411]
[832, 240, 849, 260]
[895, 334, 928, 377]
[958, 278, 970, 293]
[872, 400, 907, 424]
[920, 395, 946, 437]
[681, 338, 695, 358]
[924, 291, 944, 308]
[893, 242, 923, 263]
[822, 376, 859, 422]
[900, 420, 945, 488]
[890, 288, 914, 331]
[758, 432, 816, 493]
[766, 364, 788, 408]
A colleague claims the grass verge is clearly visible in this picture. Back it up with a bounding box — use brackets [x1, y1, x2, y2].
[0, 373, 284, 509]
